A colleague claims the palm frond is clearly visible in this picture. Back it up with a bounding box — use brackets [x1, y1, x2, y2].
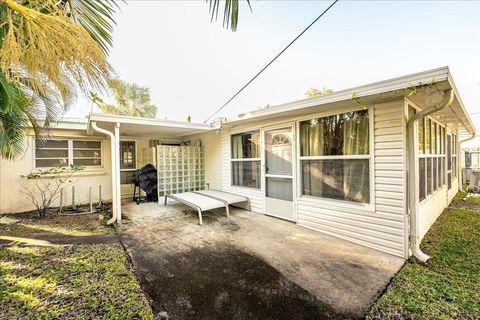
[0, 73, 31, 159]
[62, 0, 120, 55]
[0, 0, 113, 96]
[19, 73, 76, 129]
[207, 0, 251, 31]
[0, 0, 119, 159]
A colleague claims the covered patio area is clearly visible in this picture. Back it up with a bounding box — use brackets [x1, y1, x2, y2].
[118, 203, 404, 319]
[87, 113, 213, 222]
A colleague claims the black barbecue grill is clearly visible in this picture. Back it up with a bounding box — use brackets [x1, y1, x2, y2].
[131, 164, 158, 204]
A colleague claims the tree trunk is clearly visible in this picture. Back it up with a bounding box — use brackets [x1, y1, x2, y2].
[39, 207, 48, 219]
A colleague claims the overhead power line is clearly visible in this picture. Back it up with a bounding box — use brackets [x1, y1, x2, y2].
[203, 0, 340, 123]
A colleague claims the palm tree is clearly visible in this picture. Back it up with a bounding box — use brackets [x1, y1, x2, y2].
[0, 0, 119, 159]
[0, 0, 247, 159]
[90, 80, 157, 118]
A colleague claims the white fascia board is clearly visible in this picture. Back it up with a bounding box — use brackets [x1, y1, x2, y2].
[20, 118, 88, 131]
[87, 113, 212, 133]
[52, 122, 88, 130]
[446, 72, 476, 134]
[226, 66, 450, 125]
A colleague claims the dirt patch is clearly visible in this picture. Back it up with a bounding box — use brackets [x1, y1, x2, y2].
[130, 244, 350, 320]
[0, 233, 118, 247]
[0, 210, 118, 247]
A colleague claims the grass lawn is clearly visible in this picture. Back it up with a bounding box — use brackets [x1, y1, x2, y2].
[367, 193, 480, 320]
[0, 212, 155, 320]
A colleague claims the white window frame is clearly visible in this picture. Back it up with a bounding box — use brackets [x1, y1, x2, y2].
[465, 149, 480, 169]
[119, 139, 138, 185]
[297, 106, 375, 211]
[119, 139, 138, 170]
[417, 115, 447, 203]
[33, 138, 103, 169]
[230, 130, 261, 190]
[451, 133, 458, 179]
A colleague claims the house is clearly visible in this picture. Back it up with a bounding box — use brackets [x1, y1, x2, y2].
[0, 66, 475, 261]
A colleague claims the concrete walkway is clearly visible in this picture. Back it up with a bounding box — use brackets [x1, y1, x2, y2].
[118, 202, 404, 320]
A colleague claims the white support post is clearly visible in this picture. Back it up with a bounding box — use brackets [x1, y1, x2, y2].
[114, 122, 122, 222]
[89, 186, 93, 213]
[59, 188, 63, 214]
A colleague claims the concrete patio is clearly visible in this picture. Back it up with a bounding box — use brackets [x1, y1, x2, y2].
[118, 202, 404, 320]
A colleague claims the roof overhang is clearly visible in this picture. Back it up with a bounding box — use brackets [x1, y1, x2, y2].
[223, 66, 476, 135]
[87, 113, 212, 138]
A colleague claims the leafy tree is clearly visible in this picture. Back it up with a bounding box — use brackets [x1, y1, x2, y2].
[90, 80, 157, 118]
[0, 0, 119, 159]
[305, 87, 334, 98]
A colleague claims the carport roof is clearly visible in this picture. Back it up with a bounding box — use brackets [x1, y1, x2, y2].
[87, 113, 212, 137]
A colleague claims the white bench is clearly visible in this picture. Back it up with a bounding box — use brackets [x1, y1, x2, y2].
[164, 190, 249, 225]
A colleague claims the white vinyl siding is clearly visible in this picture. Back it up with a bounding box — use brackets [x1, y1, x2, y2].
[419, 178, 458, 239]
[220, 99, 408, 258]
[297, 99, 407, 257]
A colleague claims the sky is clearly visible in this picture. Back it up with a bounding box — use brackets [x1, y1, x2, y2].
[67, 0, 480, 143]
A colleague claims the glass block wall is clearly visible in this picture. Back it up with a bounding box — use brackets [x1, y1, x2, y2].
[157, 146, 205, 198]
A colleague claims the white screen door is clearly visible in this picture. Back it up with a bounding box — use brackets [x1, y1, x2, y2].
[264, 127, 295, 221]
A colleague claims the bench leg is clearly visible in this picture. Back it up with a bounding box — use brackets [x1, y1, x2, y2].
[197, 208, 203, 225]
[164, 196, 168, 206]
[225, 205, 230, 219]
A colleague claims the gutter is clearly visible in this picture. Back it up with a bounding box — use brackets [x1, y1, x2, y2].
[91, 121, 118, 225]
[407, 89, 454, 263]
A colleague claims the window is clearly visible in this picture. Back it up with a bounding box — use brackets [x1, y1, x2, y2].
[465, 150, 480, 169]
[73, 141, 102, 166]
[231, 131, 260, 188]
[35, 139, 69, 168]
[418, 119, 424, 153]
[447, 133, 452, 189]
[426, 158, 432, 195]
[446, 133, 459, 188]
[418, 117, 446, 200]
[426, 119, 431, 154]
[120, 141, 136, 169]
[452, 133, 458, 179]
[299, 109, 370, 204]
[419, 158, 426, 201]
[35, 139, 101, 168]
[120, 141, 137, 184]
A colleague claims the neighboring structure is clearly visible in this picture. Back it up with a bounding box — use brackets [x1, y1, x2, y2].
[0, 67, 476, 261]
[462, 147, 480, 186]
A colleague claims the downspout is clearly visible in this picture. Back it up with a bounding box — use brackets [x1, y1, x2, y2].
[91, 121, 118, 225]
[407, 89, 454, 263]
[458, 132, 476, 191]
[114, 123, 121, 222]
